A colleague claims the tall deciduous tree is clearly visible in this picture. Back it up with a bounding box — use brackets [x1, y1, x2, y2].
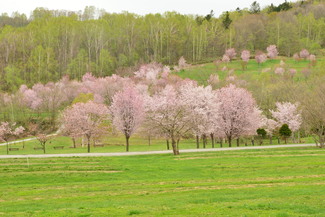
[60, 101, 109, 153]
[145, 85, 191, 155]
[110, 86, 145, 152]
[216, 84, 263, 147]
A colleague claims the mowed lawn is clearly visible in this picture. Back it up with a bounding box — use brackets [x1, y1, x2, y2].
[0, 146, 324, 216]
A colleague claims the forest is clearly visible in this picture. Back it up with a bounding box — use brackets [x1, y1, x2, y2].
[0, 0, 324, 91]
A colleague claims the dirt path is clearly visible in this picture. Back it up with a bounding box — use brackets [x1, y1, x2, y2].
[0, 144, 315, 159]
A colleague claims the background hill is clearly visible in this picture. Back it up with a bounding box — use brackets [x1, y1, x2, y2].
[0, 0, 324, 91]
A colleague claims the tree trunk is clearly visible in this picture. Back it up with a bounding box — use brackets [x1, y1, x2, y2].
[6, 142, 9, 155]
[171, 137, 179, 155]
[251, 138, 255, 146]
[87, 136, 91, 153]
[277, 137, 280, 144]
[126, 135, 130, 152]
[203, 134, 207, 148]
[196, 135, 199, 149]
[148, 136, 151, 146]
[210, 133, 215, 148]
[43, 144, 46, 154]
[228, 136, 232, 147]
[236, 138, 240, 147]
[166, 139, 170, 150]
[220, 138, 223, 148]
[72, 138, 76, 148]
[269, 135, 272, 144]
[284, 137, 287, 144]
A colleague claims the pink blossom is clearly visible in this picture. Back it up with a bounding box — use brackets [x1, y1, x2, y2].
[110, 86, 145, 151]
[299, 49, 309, 59]
[207, 74, 219, 86]
[274, 67, 285, 75]
[225, 48, 236, 60]
[267, 45, 278, 59]
[255, 52, 267, 64]
[293, 53, 300, 61]
[216, 84, 263, 146]
[270, 102, 302, 132]
[241, 50, 250, 62]
[222, 55, 230, 63]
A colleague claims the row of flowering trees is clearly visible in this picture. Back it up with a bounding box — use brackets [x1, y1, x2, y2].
[0, 61, 305, 154]
[58, 76, 302, 155]
[221, 45, 316, 68]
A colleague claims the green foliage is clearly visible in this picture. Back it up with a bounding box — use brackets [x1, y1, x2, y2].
[257, 128, 267, 138]
[222, 11, 232, 29]
[279, 124, 292, 138]
[72, 93, 94, 105]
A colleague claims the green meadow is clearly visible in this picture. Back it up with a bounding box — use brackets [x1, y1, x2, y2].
[0, 146, 324, 216]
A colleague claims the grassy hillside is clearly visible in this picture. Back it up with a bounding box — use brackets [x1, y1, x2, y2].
[175, 57, 324, 85]
[0, 146, 324, 216]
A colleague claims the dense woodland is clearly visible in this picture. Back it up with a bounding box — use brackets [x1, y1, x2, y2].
[0, 0, 324, 91]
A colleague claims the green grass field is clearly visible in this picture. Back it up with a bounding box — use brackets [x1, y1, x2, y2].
[0, 146, 324, 216]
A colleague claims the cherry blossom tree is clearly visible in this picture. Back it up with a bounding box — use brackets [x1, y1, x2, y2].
[293, 53, 300, 61]
[0, 122, 24, 154]
[274, 67, 285, 75]
[110, 86, 145, 152]
[270, 102, 302, 141]
[241, 50, 250, 62]
[60, 101, 109, 153]
[263, 118, 278, 144]
[178, 56, 189, 69]
[145, 85, 191, 155]
[241, 50, 250, 71]
[255, 52, 267, 65]
[299, 49, 309, 59]
[179, 83, 219, 148]
[134, 62, 170, 82]
[36, 134, 54, 154]
[222, 54, 230, 63]
[216, 84, 263, 147]
[225, 48, 236, 61]
[207, 74, 220, 87]
[266, 45, 278, 59]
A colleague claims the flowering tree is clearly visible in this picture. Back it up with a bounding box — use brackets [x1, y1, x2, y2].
[270, 102, 302, 138]
[60, 101, 109, 153]
[263, 118, 278, 144]
[225, 48, 236, 60]
[222, 54, 230, 63]
[293, 53, 300, 61]
[207, 74, 220, 87]
[274, 67, 285, 75]
[180, 83, 219, 148]
[134, 62, 170, 82]
[299, 49, 309, 59]
[178, 56, 189, 69]
[241, 50, 250, 71]
[0, 122, 24, 154]
[255, 52, 267, 65]
[110, 86, 145, 152]
[145, 85, 191, 155]
[216, 84, 263, 147]
[309, 54, 316, 66]
[241, 50, 250, 62]
[266, 45, 278, 59]
[36, 134, 54, 154]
